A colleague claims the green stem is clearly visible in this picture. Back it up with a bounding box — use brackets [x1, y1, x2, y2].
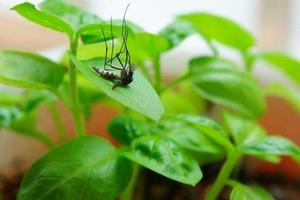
[153, 56, 161, 93]
[120, 164, 140, 200]
[160, 73, 190, 93]
[69, 38, 85, 136]
[205, 38, 219, 57]
[25, 129, 55, 149]
[205, 150, 240, 200]
[48, 102, 68, 143]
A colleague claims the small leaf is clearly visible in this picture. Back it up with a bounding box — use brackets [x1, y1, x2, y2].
[179, 12, 255, 51]
[128, 32, 170, 64]
[11, 2, 73, 38]
[39, 0, 102, 31]
[108, 115, 149, 145]
[230, 182, 274, 200]
[18, 136, 132, 200]
[241, 136, 300, 163]
[223, 111, 266, 147]
[70, 55, 164, 121]
[168, 114, 231, 150]
[265, 83, 300, 113]
[0, 50, 64, 90]
[160, 117, 225, 164]
[159, 20, 196, 48]
[161, 90, 201, 114]
[189, 56, 265, 118]
[124, 135, 202, 186]
[259, 52, 300, 85]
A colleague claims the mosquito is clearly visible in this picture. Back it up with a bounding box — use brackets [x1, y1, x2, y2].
[93, 4, 134, 89]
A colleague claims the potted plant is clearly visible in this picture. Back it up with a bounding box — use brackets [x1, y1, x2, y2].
[1, 0, 300, 199]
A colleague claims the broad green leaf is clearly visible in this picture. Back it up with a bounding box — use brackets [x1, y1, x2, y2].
[70, 55, 164, 121]
[159, 20, 196, 48]
[178, 13, 255, 51]
[241, 136, 300, 164]
[0, 50, 64, 90]
[124, 135, 202, 185]
[11, 2, 73, 38]
[160, 117, 225, 164]
[40, 0, 101, 31]
[259, 52, 300, 85]
[223, 111, 266, 147]
[168, 114, 231, 150]
[230, 182, 274, 200]
[265, 83, 300, 113]
[108, 115, 149, 145]
[189, 56, 265, 119]
[18, 136, 132, 200]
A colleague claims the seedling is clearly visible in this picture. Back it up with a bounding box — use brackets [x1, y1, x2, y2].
[0, 0, 299, 200]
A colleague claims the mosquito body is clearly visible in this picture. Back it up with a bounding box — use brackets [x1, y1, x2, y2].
[93, 4, 134, 89]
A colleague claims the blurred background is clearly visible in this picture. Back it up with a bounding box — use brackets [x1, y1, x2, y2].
[1, 0, 300, 185]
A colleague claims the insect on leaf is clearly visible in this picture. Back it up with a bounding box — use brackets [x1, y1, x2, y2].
[70, 55, 164, 121]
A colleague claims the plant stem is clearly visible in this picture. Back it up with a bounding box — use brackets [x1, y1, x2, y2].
[25, 129, 55, 149]
[69, 38, 85, 136]
[204, 38, 219, 57]
[160, 73, 190, 93]
[120, 164, 140, 200]
[153, 56, 161, 93]
[205, 150, 240, 200]
[48, 102, 68, 143]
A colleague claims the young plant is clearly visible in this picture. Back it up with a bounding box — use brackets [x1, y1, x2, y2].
[0, 0, 299, 200]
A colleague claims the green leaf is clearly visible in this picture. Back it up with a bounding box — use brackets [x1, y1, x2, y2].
[259, 52, 300, 85]
[108, 115, 149, 145]
[223, 111, 266, 147]
[18, 136, 132, 200]
[161, 90, 201, 114]
[124, 135, 202, 186]
[241, 136, 300, 163]
[179, 12, 255, 51]
[0, 91, 22, 106]
[230, 182, 274, 200]
[159, 20, 196, 48]
[128, 32, 170, 64]
[265, 83, 300, 113]
[189, 56, 265, 119]
[167, 114, 231, 150]
[160, 117, 225, 164]
[11, 2, 73, 38]
[0, 50, 64, 90]
[70, 55, 164, 121]
[39, 0, 102, 31]
[222, 112, 280, 163]
[81, 20, 143, 44]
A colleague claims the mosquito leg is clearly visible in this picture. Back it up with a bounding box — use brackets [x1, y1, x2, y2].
[100, 25, 109, 70]
[110, 17, 115, 66]
[106, 64, 123, 70]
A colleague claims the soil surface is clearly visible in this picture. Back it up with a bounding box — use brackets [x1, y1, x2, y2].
[1, 161, 299, 200]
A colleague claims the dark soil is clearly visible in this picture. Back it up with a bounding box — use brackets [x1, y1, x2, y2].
[1, 161, 299, 200]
